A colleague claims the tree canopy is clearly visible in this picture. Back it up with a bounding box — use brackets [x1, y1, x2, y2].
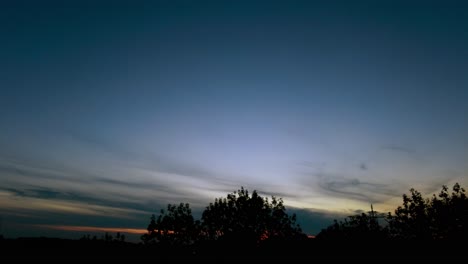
[201, 187, 305, 244]
[388, 182, 468, 240]
[142, 203, 200, 246]
[142, 183, 468, 247]
[317, 183, 468, 240]
[142, 187, 305, 246]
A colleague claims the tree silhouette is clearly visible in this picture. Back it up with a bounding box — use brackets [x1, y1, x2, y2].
[141, 203, 200, 246]
[201, 187, 305, 245]
[115, 232, 125, 242]
[429, 183, 468, 239]
[318, 183, 468, 241]
[386, 187, 431, 239]
[387, 183, 468, 240]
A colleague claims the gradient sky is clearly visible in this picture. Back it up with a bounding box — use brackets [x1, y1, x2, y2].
[1, 0, 468, 239]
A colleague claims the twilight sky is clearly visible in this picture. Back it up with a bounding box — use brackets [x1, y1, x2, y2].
[1, 0, 467, 239]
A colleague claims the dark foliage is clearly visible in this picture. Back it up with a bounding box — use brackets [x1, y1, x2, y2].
[4, 184, 467, 260]
[317, 183, 468, 241]
[388, 182, 468, 239]
[141, 187, 305, 250]
[141, 203, 200, 246]
[201, 187, 305, 244]
[80, 232, 126, 242]
[316, 207, 388, 240]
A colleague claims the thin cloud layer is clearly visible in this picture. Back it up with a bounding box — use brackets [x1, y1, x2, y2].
[36, 225, 147, 235]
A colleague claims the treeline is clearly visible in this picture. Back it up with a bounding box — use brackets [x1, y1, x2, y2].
[79, 232, 126, 242]
[141, 183, 468, 246]
[133, 183, 467, 259]
[135, 183, 468, 257]
[2, 184, 466, 260]
[317, 183, 468, 240]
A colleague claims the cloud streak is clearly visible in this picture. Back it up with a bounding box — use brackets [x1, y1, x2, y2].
[380, 145, 417, 155]
[317, 176, 393, 203]
[0, 151, 258, 224]
[36, 225, 147, 235]
[0, 189, 148, 218]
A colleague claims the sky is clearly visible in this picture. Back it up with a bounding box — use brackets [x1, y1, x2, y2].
[1, 0, 468, 239]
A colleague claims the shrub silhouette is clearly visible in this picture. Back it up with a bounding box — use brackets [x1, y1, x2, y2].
[79, 232, 125, 243]
[316, 206, 388, 240]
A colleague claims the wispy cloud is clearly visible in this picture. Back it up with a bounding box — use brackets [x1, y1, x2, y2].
[0, 189, 148, 218]
[359, 163, 368, 170]
[36, 225, 147, 235]
[2, 130, 464, 238]
[296, 165, 406, 211]
[65, 130, 235, 183]
[0, 151, 252, 222]
[316, 175, 393, 203]
[380, 144, 416, 155]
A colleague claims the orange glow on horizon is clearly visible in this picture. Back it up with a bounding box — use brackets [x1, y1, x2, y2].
[36, 224, 147, 235]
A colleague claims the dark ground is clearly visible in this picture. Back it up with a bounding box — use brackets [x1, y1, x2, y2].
[1, 237, 465, 261]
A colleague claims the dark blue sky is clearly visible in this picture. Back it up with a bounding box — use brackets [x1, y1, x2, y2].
[1, 0, 467, 239]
